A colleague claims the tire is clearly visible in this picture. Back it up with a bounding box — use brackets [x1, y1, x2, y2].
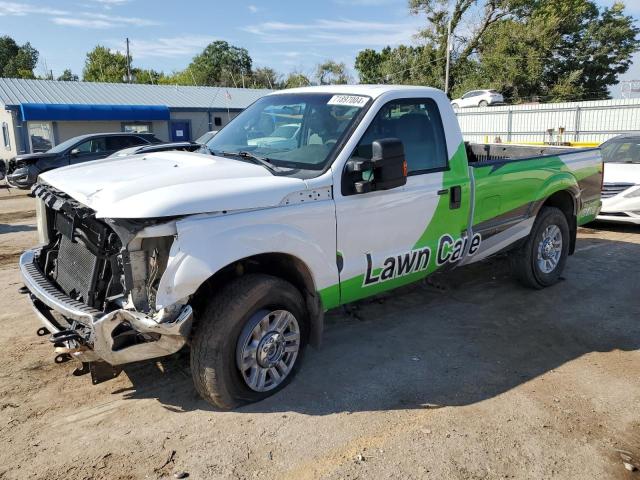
[510, 207, 570, 289]
[478, 100, 488, 107]
[452, 102, 460, 110]
[190, 274, 308, 409]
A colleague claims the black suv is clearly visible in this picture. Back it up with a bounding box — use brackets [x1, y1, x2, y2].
[6, 132, 161, 189]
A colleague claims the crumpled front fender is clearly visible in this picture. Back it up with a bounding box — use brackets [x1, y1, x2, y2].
[155, 213, 337, 309]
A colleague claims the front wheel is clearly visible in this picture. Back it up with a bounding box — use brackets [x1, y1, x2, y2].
[478, 100, 488, 107]
[190, 274, 308, 409]
[510, 207, 570, 289]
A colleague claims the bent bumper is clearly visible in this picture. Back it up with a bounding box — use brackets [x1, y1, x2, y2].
[19, 248, 193, 366]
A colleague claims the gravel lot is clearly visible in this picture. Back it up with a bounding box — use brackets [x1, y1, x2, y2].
[0, 186, 638, 480]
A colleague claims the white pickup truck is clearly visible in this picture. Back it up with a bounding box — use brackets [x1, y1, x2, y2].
[20, 85, 602, 409]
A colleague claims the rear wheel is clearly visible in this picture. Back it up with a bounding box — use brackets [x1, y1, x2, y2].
[452, 102, 460, 110]
[511, 207, 570, 289]
[190, 274, 308, 409]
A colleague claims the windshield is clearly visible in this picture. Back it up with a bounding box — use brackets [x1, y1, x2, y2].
[196, 131, 217, 144]
[47, 136, 84, 154]
[601, 139, 640, 163]
[206, 93, 369, 172]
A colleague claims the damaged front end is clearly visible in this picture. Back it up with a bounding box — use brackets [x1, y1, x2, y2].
[20, 183, 192, 383]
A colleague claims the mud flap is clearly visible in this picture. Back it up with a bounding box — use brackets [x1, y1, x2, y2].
[89, 361, 122, 385]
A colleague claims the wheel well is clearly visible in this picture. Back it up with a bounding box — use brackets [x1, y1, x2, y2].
[540, 190, 577, 254]
[191, 253, 324, 348]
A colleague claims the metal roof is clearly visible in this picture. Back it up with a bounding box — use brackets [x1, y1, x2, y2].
[0, 78, 270, 110]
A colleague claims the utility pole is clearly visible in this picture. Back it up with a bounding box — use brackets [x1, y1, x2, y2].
[444, 17, 452, 95]
[125, 37, 132, 84]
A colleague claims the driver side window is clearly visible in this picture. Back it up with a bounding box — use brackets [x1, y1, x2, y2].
[351, 98, 448, 175]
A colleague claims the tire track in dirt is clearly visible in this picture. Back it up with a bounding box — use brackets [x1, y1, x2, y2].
[0, 210, 35, 223]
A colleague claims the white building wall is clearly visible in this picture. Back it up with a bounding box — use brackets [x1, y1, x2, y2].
[0, 108, 18, 161]
[456, 98, 640, 144]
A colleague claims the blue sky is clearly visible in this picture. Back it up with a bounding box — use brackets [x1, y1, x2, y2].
[0, 0, 638, 96]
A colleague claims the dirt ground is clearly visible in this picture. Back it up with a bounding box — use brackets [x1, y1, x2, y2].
[0, 185, 638, 480]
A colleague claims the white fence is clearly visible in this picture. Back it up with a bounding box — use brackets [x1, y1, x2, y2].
[456, 98, 640, 144]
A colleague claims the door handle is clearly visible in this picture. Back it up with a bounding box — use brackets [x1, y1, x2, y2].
[450, 185, 462, 209]
[437, 188, 449, 195]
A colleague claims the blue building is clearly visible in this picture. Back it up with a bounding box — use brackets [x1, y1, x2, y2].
[0, 78, 269, 161]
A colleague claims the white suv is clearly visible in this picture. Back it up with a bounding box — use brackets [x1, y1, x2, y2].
[451, 89, 504, 109]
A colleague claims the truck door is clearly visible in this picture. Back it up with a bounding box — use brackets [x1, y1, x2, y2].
[333, 97, 472, 305]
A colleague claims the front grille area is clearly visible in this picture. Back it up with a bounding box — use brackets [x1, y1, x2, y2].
[33, 185, 124, 311]
[53, 235, 101, 305]
[601, 182, 634, 199]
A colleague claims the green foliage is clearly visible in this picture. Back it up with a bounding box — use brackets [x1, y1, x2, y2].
[355, 0, 639, 103]
[315, 60, 351, 85]
[251, 67, 280, 89]
[83, 46, 128, 82]
[283, 72, 311, 88]
[0, 36, 38, 79]
[57, 69, 79, 82]
[186, 41, 252, 87]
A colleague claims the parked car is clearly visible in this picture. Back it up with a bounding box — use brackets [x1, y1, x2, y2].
[597, 134, 640, 224]
[5, 132, 161, 189]
[195, 130, 218, 144]
[451, 89, 504, 109]
[21, 85, 602, 409]
[108, 141, 201, 158]
[247, 123, 301, 149]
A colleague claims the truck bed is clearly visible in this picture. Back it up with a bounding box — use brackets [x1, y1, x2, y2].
[465, 143, 588, 164]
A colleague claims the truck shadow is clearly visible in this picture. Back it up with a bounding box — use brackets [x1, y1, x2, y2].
[0, 223, 36, 234]
[119, 235, 640, 415]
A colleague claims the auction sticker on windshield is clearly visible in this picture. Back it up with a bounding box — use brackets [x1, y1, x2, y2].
[328, 95, 369, 108]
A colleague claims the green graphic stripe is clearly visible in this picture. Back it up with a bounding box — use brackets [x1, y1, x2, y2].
[318, 145, 600, 310]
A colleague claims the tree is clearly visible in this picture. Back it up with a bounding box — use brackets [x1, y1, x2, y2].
[356, 0, 639, 102]
[545, 1, 640, 101]
[186, 41, 252, 87]
[251, 67, 280, 89]
[57, 69, 79, 81]
[315, 60, 351, 85]
[0, 36, 38, 79]
[83, 46, 128, 82]
[283, 72, 311, 88]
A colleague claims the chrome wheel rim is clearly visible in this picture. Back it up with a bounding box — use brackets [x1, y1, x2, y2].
[537, 224, 562, 274]
[236, 309, 300, 392]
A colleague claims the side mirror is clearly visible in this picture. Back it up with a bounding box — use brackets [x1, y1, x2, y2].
[346, 138, 407, 194]
[70, 148, 80, 156]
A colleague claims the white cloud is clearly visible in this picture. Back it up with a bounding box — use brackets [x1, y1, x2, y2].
[243, 18, 420, 46]
[0, 1, 67, 16]
[0, 1, 157, 28]
[248, 4, 259, 13]
[113, 35, 216, 58]
[52, 11, 160, 28]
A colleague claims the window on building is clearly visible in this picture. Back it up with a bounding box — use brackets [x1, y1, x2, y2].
[122, 122, 152, 134]
[214, 117, 222, 127]
[27, 122, 54, 152]
[2, 122, 10, 150]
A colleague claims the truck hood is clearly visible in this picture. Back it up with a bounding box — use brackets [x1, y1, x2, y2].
[39, 151, 308, 219]
[603, 162, 640, 184]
